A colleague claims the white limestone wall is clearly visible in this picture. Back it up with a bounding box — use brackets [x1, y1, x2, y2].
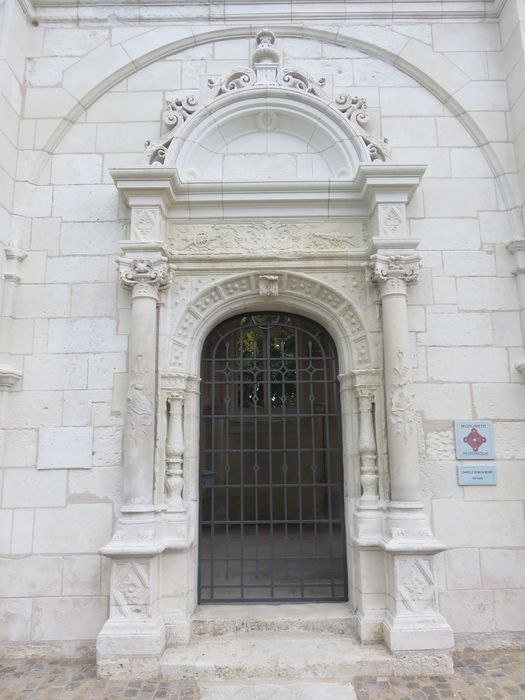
[501, 0, 525, 224]
[0, 7, 524, 652]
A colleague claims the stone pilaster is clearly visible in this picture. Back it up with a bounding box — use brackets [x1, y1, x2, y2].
[507, 239, 525, 374]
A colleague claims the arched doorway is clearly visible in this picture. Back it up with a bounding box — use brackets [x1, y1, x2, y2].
[199, 312, 348, 603]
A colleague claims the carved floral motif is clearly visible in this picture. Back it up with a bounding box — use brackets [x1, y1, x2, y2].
[127, 354, 154, 447]
[368, 254, 421, 293]
[113, 562, 149, 619]
[131, 209, 161, 242]
[382, 206, 405, 236]
[389, 350, 416, 440]
[398, 558, 436, 614]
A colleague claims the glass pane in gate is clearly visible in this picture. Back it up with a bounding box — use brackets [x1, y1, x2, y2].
[199, 313, 347, 603]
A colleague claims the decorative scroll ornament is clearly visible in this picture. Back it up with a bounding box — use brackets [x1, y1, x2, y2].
[145, 29, 390, 165]
[145, 94, 199, 165]
[334, 94, 391, 162]
[208, 68, 257, 96]
[209, 29, 327, 99]
[120, 258, 169, 299]
[368, 253, 421, 293]
[163, 95, 198, 130]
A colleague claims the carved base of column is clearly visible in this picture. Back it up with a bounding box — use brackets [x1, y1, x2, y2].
[97, 616, 166, 679]
[383, 501, 445, 552]
[101, 509, 190, 556]
[353, 505, 384, 546]
[383, 552, 453, 652]
[383, 611, 454, 652]
[358, 611, 385, 643]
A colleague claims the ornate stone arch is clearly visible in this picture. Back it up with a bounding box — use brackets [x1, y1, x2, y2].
[169, 271, 374, 378]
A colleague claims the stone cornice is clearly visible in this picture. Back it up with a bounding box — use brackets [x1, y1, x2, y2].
[28, 0, 507, 22]
[111, 164, 425, 221]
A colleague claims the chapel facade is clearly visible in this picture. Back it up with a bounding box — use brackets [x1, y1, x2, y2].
[0, 0, 524, 680]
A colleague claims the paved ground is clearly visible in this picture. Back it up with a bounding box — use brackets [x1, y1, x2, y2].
[0, 650, 524, 699]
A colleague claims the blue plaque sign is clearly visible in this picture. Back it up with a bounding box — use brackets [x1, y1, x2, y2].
[454, 420, 495, 460]
[457, 465, 497, 486]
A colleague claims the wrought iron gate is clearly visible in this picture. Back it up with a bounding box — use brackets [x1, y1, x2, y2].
[199, 313, 348, 602]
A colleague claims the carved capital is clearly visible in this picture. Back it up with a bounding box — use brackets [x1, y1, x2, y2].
[355, 385, 376, 405]
[368, 254, 420, 295]
[119, 257, 170, 301]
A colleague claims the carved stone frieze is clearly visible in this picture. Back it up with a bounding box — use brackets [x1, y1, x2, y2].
[168, 220, 365, 255]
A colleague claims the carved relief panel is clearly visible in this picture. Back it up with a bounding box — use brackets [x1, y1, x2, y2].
[167, 220, 367, 257]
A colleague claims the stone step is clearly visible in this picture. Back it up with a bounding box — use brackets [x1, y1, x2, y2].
[161, 630, 452, 681]
[199, 681, 358, 699]
[191, 603, 358, 637]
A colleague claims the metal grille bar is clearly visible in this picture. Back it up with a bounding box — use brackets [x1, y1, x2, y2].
[198, 313, 348, 603]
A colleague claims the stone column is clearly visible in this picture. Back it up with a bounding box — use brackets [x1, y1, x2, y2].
[119, 256, 169, 511]
[369, 253, 427, 535]
[354, 381, 379, 509]
[165, 391, 185, 511]
[369, 251, 453, 653]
